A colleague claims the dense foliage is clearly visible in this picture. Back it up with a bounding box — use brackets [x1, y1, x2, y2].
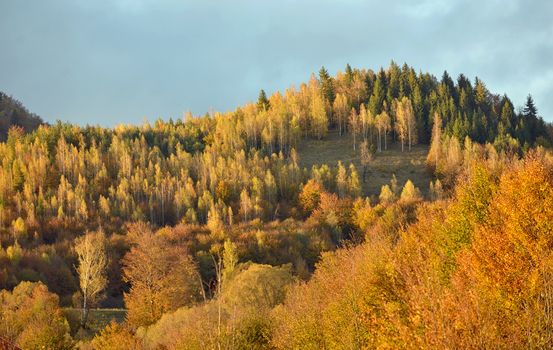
[0, 63, 551, 349]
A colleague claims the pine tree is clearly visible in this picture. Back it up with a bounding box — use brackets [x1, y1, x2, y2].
[522, 94, 539, 143]
[257, 90, 270, 112]
[523, 94, 538, 119]
[344, 63, 354, 85]
[319, 66, 336, 104]
[368, 70, 386, 116]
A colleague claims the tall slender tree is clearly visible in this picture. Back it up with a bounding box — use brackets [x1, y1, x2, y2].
[75, 230, 109, 329]
[394, 97, 416, 151]
[349, 108, 360, 151]
[333, 93, 349, 136]
[427, 112, 442, 170]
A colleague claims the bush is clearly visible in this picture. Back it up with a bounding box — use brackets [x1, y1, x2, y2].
[0, 281, 73, 349]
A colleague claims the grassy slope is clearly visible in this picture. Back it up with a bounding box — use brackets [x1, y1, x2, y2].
[298, 130, 432, 197]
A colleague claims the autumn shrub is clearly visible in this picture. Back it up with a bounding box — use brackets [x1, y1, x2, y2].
[0, 281, 73, 349]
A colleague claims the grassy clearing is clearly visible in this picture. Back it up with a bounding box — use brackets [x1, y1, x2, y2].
[63, 308, 126, 337]
[298, 130, 432, 197]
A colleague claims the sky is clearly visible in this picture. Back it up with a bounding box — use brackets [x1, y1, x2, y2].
[1, 0, 552, 125]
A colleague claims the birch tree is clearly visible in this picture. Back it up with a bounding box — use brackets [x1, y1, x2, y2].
[394, 97, 416, 151]
[333, 93, 349, 136]
[75, 230, 109, 329]
[427, 112, 442, 170]
[349, 108, 360, 151]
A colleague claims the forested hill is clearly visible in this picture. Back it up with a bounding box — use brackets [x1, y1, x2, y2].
[1, 63, 553, 348]
[0, 62, 549, 232]
[310, 62, 550, 148]
[0, 92, 44, 142]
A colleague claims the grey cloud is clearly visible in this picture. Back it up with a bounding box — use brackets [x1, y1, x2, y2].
[0, 0, 552, 125]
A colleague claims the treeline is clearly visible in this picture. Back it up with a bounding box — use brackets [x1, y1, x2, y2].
[0, 92, 44, 141]
[0, 62, 549, 236]
[248, 62, 551, 154]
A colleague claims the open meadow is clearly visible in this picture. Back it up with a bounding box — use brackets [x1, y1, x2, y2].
[298, 130, 432, 197]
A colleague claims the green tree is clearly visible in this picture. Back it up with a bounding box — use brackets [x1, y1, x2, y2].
[522, 94, 539, 143]
[319, 66, 336, 104]
[257, 89, 270, 112]
[368, 69, 386, 116]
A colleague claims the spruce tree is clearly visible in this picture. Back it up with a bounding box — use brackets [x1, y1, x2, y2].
[319, 66, 336, 104]
[368, 70, 386, 116]
[345, 64, 354, 85]
[257, 89, 270, 112]
[522, 94, 538, 143]
[523, 94, 538, 119]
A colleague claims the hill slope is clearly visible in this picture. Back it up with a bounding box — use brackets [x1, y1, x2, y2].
[299, 130, 430, 196]
[0, 92, 43, 141]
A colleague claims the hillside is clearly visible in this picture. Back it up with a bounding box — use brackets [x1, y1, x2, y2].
[0, 92, 44, 141]
[0, 63, 552, 348]
[299, 130, 430, 196]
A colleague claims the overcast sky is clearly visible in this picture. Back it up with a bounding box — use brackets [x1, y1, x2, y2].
[1, 0, 552, 125]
